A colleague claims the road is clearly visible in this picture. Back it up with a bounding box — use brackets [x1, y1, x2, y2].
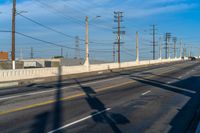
[0, 61, 200, 133]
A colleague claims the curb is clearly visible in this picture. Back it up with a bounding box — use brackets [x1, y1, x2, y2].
[0, 82, 19, 89]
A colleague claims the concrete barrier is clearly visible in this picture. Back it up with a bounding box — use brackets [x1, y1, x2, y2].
[0, 58, 182, 82]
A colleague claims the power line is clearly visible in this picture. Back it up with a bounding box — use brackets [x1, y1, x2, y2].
[35, 0, 113, 32]
[35, 0, 84, 26]
[17, 13, 83, 41]
[0, 30, 112, 52]
[17, 13, 110, 45]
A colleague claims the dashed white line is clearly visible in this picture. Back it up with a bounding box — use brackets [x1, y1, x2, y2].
[141, 90, 151, 96]
[98, 71, 103, 74]
[178, 76, 182, 79]
[48, 108, 111, 133]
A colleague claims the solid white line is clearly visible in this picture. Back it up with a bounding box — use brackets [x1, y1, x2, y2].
[141, 90, 151, 96]
[48, 108, 111, 133]
[0, 77, 123, 101]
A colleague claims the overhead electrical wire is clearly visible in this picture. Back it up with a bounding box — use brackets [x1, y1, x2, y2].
[17, 13, 112, 45]
[0, 30, 112, 52]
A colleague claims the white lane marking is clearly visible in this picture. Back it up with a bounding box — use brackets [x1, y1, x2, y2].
[98, 71, 103, 74]
[167, 80, 178, 84]
[141, 90, 151, 96]
[178, 76, 182, 79]
[48, 108, 111, 133]
[0, 77, 123, 101]
[137, 77, 196, 94]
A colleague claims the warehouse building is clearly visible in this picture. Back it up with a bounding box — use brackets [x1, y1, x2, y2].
[0, 51, 8, 61]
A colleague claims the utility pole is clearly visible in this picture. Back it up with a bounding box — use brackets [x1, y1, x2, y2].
[165, 33, 171, 59]
[151, 25, 157, 60]
[30, 47, 33, 59]
[113, 44, 116, 62]
[159, 37, 162, 60]
[61, 48, 63, 57]
[114, 11, 125, 64]
[75, 36, 80, 59]
[173, 37, 177, 59]
[20, 48, 23, 60]
[84, 16, 89, 66]
[188, 46, 192, 57]
[184, 46, 186, 57]
[136, 31, 139, 64]
[180, 40, 182, 59]
[12, 0, 16, 69]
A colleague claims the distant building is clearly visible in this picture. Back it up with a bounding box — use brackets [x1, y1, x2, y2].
[0, 52, 8, 61]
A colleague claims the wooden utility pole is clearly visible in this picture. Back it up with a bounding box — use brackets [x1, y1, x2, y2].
[136, 31, 139, 64]
[151, 25, 157, 60]
[12, 0, 16, 69]
[117, 14, 121, 64]
[114, 12, 125, 65]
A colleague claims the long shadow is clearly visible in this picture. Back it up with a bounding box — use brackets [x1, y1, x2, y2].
[130, 75, 200, 133]
[30, 65, 63, 133]
[30, 111, 50, 133]
[75, 79, 130, 133]
[169, 76, 200, 133]
[53, 65, 63, 133]
[139, 72, 180, 80]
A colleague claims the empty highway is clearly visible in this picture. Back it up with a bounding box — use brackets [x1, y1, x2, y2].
[0, 61, 200, 133]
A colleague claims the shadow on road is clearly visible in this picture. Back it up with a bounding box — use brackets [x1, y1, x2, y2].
[75, 79, 130, 133]
[30, 65, 63, 133]
[130, 74, 200, 133]
[30, 111, 50, 133]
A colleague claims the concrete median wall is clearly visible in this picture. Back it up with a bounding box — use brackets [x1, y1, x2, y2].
[0, 58, 182, 82]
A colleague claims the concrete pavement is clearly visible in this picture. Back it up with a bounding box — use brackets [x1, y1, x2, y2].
[0, 61, 200, 133]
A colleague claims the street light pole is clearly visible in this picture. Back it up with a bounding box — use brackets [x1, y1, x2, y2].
[136, 31, 139, 64]
[84, 16, 100, 67]
[84, 16, 89, 67]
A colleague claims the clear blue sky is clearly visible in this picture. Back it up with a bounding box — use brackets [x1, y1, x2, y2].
[0, 0, 199, 61]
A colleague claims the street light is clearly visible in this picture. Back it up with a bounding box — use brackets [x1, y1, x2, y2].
[84, 15, 101, 67]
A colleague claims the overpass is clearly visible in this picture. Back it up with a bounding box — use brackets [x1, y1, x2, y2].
[0, 59, 200, 133]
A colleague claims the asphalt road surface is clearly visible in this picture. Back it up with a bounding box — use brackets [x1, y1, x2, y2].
[0, 61, 200, 133]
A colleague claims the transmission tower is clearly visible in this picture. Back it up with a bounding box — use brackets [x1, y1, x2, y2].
[113, 44, 116, 62]
[113, 11, 125, 64]
[164, 33, 171, 59]
[150, 25, 157, 60]
[30, 47, 33, 59]
[75, 36, 81, 59]
[172, 37, 177, 58]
